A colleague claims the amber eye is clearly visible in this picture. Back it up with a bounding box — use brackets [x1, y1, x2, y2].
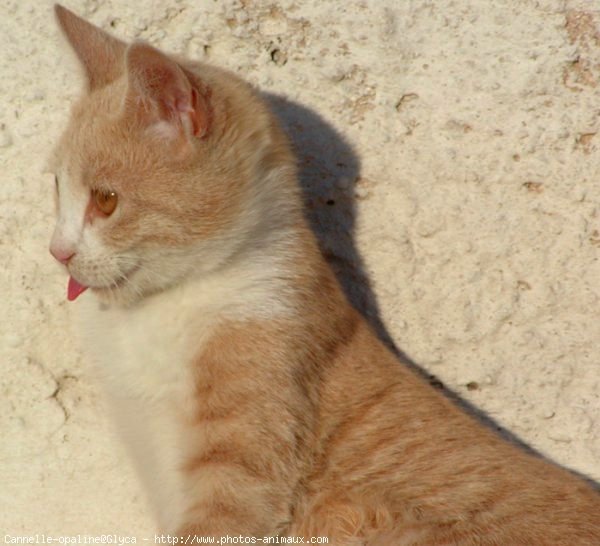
[92, 188, 118, 216]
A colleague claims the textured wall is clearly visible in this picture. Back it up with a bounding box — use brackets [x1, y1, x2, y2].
[1, 0, 599, 535]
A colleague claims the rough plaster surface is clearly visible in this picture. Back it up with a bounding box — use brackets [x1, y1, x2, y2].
[1, 0, 599, 536]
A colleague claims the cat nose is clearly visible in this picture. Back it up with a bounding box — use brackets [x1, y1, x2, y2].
[50, 245, 75, 265]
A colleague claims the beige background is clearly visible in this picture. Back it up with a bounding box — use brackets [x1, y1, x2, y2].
[1, 0, 599, 536]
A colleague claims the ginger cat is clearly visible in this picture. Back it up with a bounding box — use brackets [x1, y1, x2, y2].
[49, 5, 600, 545]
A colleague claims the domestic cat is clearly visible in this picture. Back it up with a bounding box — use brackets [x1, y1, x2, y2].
[49, 4, 600, 544]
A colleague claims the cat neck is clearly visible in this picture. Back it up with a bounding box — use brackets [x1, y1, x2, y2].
[92, 205, 317, 327]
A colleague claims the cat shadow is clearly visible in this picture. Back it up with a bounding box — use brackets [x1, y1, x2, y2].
[264, 92, 600, 493]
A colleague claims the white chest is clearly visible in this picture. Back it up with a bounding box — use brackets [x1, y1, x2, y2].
[81, 295, 196, 398]
[76, 289, 212, 532]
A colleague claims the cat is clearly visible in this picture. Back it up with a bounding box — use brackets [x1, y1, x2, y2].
[49, 4, 600, 545]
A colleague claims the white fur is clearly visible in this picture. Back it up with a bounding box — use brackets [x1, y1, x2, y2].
[148, 120, 180, 142]
[50, 171, 88, 256]
[78, 285, 207, 531]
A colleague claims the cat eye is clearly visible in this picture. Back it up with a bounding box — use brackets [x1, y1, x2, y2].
[54, 175, 59, 194]
[92, 188, 118, 216]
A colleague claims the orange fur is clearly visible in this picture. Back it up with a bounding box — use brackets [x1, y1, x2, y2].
[51, 5, 600, 545]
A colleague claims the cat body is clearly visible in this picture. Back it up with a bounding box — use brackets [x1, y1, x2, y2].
[50, 6, 600, 545]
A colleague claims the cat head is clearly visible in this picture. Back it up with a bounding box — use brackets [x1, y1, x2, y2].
[49, 5, 298, 306]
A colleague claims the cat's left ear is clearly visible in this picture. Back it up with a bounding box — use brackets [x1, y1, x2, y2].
[124, 43, 211, 142]
[54, 5, 126, 91]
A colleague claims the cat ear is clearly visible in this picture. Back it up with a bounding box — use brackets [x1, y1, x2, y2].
[124, 43, 211, 142]
[54, 4, 126, 90]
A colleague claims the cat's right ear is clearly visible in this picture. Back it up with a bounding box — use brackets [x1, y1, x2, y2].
[124, 43, 212, 144]
[54, 4, 126, 91]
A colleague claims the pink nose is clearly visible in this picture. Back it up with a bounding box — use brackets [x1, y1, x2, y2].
[50, 246, 75, 265]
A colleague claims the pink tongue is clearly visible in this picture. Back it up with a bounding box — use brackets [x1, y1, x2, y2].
[67, 276, 89, 301]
